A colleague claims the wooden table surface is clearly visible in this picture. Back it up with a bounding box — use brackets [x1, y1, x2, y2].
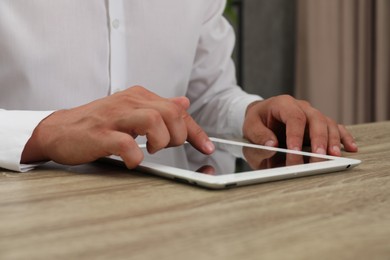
[1, 121, 389, 260]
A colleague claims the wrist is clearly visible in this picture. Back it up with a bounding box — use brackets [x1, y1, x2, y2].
[20, 111, 60, 164]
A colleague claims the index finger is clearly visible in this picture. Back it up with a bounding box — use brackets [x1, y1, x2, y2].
[182, 112, 215, 154]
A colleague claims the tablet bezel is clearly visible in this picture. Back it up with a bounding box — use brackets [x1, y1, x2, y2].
[105, 137, 361, 189]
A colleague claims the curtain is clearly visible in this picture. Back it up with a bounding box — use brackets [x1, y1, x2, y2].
[295, 0, 390, 124]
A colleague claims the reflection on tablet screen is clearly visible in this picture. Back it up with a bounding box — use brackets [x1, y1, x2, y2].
[141, 141, 330, 176]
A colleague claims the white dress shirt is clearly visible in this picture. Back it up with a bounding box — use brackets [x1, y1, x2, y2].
[0, 0, 261, 172]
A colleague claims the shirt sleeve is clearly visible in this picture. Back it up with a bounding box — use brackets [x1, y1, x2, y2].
[187, 0, 262, 138]
[0, 110, 54, 172]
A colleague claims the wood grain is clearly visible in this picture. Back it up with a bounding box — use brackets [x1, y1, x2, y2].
[1, 121, 389, 260]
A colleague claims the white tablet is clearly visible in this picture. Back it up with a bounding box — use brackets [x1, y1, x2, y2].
[103, 137, 361, 189]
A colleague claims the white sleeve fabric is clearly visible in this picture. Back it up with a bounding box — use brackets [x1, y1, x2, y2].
[187, 0, 262, 137]
[0, 110, 54, 172]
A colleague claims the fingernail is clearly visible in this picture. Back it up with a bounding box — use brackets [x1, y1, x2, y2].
[264, 140, 275, 147]
[292, 147, 301, 151]
[332, 145, 341, 155]
[315, 147, 326, 155]
[351, 142, 358, 149]
[203, 141, 215, 154]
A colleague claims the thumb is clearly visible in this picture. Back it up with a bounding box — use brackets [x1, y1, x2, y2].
[243, 115, 279, 148]
[169, 96, 190, 110]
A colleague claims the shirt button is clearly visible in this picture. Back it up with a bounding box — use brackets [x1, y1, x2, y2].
[112, 19, 120, 29]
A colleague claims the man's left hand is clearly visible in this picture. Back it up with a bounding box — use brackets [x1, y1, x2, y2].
[243, 95, 358, 156]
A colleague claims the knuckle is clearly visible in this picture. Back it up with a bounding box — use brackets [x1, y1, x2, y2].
[299, 99, 312, 108]
[144, 109, 163, 126]
[338, 124, 348, 132]
[277, 94, 295, 103]
[314, 132, 328, 142]
[169, 137, 186, 147]
[146, 130, 170, 151]
[125, 85, 155, 102]
[116, 136, 133, 154]
[294, 110, 307, 124]
[115, 91, 134, 105]
[316, 114, 328, 125]
[279, 94, 293, 100]
[129, 85, 146, 92]
[338, 124, 353, 141]
[326, 117, 337, 126]
[164, 103, 183, 121]
[169, 128, 187, 146]
[330, 135, 341, 144]
[306, 106, 322, 118]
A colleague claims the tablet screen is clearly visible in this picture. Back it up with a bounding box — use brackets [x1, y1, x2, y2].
[140, 141, 330, 176]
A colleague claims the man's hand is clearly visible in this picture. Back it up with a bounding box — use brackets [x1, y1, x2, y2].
[21, 86, 215, 168]
[243, 95, 358, 156]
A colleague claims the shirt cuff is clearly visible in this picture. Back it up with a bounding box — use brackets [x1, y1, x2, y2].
[0, 110, 54, 172]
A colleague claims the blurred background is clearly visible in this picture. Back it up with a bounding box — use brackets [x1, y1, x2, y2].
[225, 0, 389, 125]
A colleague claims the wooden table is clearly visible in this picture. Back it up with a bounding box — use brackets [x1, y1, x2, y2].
[1, 121, 389, 260]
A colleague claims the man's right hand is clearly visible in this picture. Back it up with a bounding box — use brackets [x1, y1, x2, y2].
[21, 86, 215, 168]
